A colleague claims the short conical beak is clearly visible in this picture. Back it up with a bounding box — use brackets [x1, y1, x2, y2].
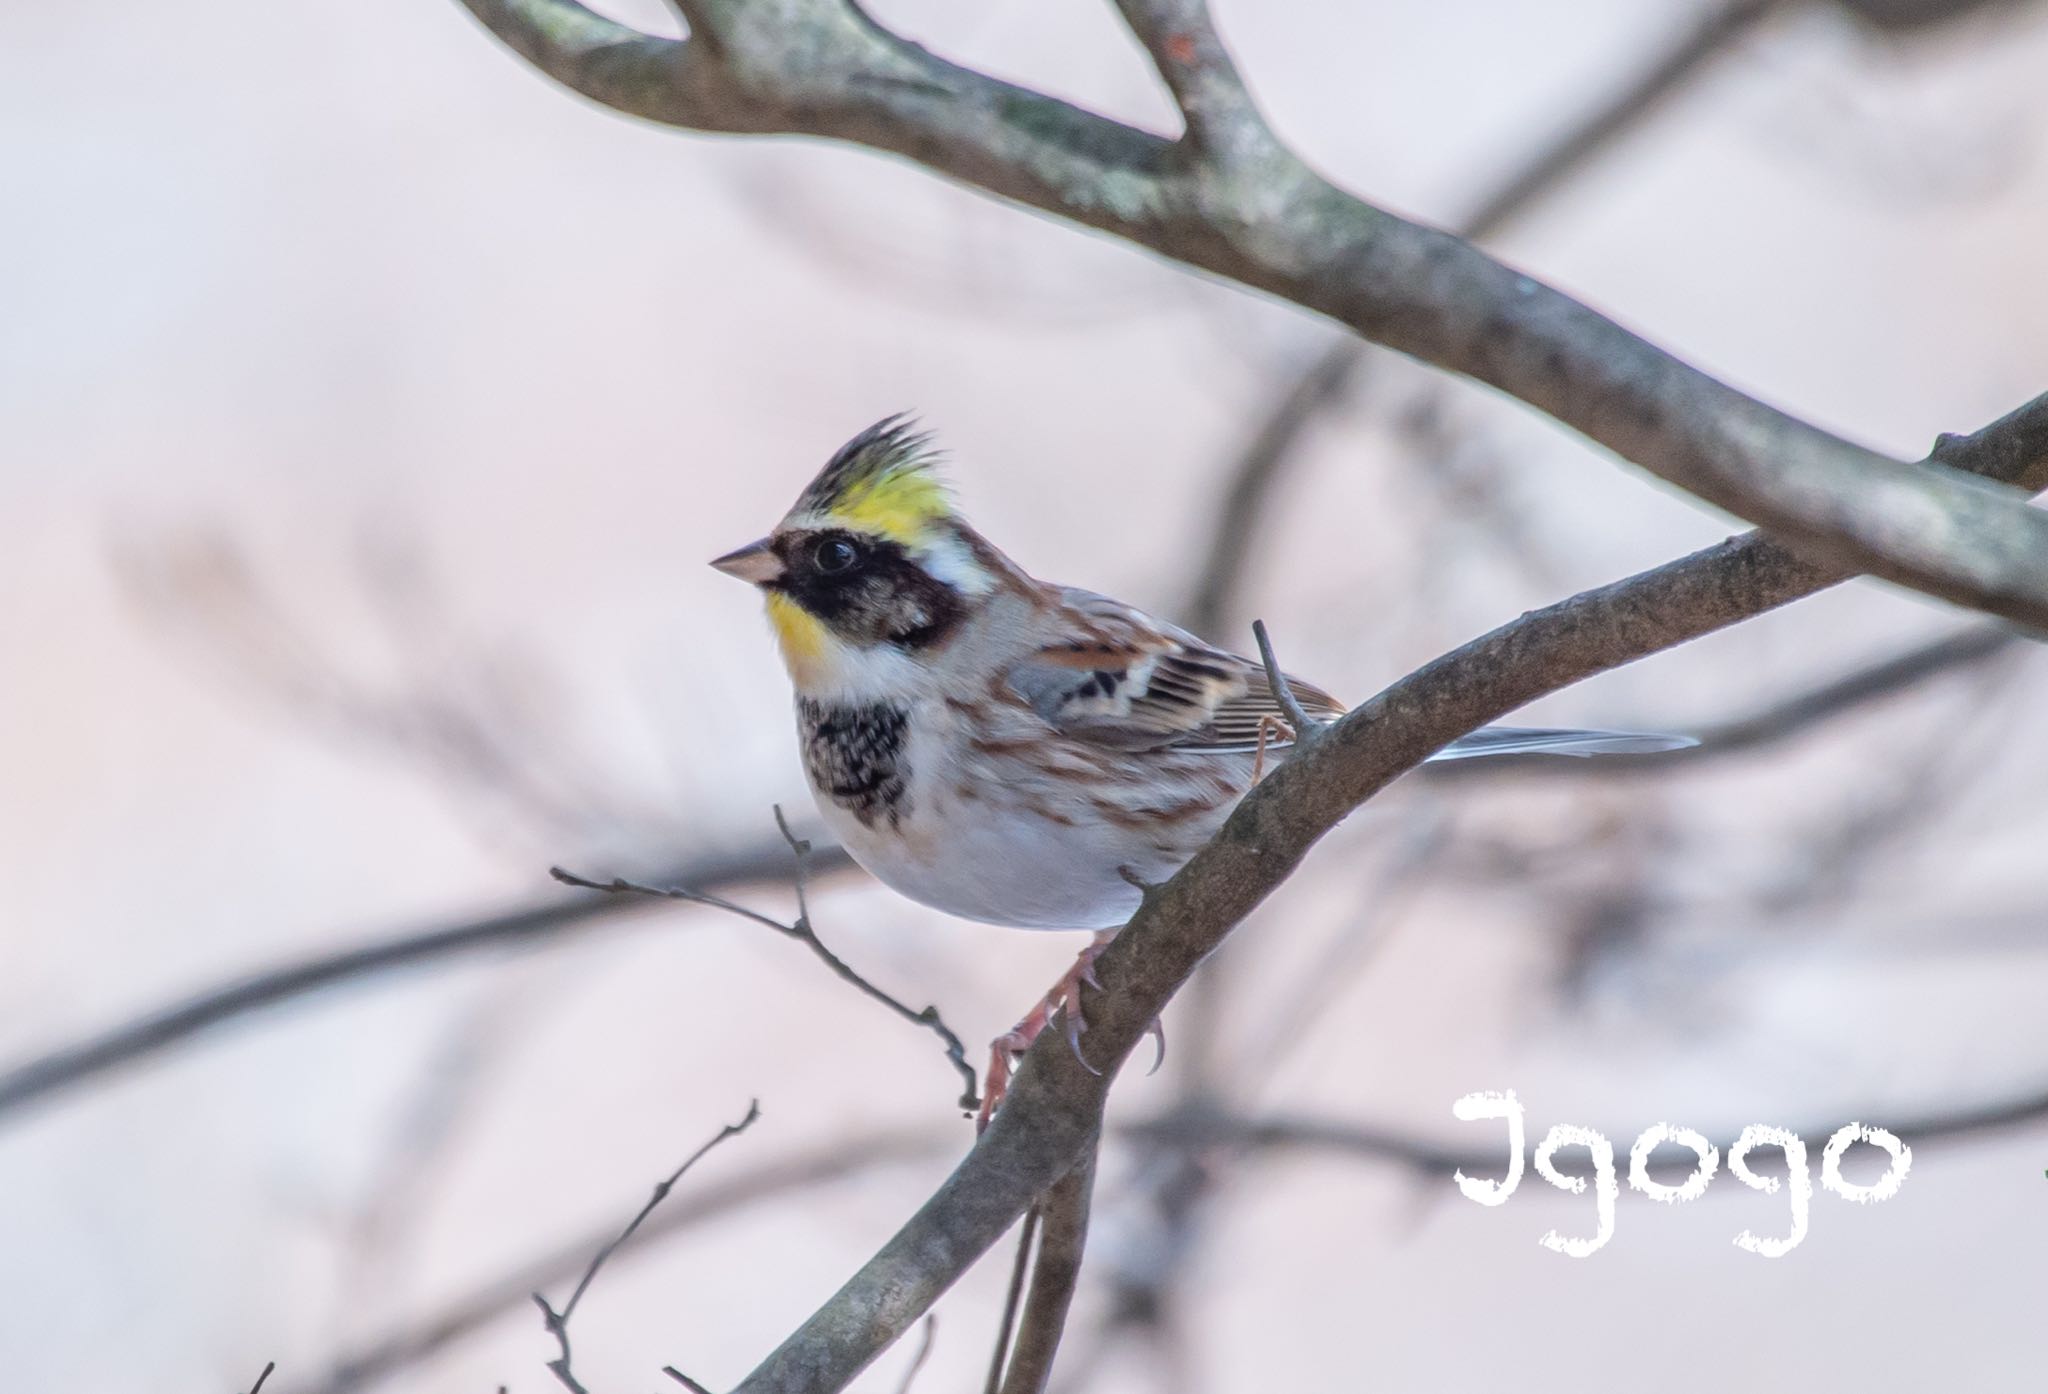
[710, 538, 785, 586]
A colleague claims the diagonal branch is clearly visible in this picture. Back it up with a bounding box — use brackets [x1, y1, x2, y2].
[310, 1126, 948, 1394]
[0, 839, 853, 1129]
[455, 0, 2048, 628]
[726, 393, 2048, 1394]
[537, 1100, 762, 1393]
[1175, 0, 1799, 643]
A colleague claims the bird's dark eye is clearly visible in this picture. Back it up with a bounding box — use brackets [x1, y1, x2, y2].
[812, 536, 862, 575]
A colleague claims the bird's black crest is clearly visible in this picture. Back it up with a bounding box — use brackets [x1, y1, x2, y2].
[794, 413, 942, 517]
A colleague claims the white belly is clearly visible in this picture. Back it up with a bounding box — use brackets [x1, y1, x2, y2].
[813, 783, 1170, 930]
[796, 693, 1248, 930]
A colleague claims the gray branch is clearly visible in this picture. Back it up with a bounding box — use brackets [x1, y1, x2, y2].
[994, 1132, 1099, 1394]
[0, 839, 854, 1129]
[1177, 0, 1796, 639]
[456, 0, 2048, 628]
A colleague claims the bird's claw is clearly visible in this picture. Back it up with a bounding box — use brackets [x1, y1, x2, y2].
[977, 930, 1117, 1130]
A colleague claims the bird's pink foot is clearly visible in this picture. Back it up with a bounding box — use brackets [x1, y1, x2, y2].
[977, 929, 1116, 1132]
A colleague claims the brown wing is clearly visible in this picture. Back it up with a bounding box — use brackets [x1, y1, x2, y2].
[1004, 589, 1344, 753]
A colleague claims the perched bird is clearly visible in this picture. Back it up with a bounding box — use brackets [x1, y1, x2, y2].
[713, 416, 1687, 1122]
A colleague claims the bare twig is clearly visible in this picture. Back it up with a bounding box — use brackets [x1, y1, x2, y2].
[1250, 619, 1325, 745]
[0, 840, 850, 1129]
[310, 1127, 949, 1394]
[553, 811, 979, 1112]
[1673, 623, 2025, 760]
[996, 1135, 1100, 1394]
[892, 1317, 938, 1394]
[536, 1100, 762, 1394]
[245, 1361, 277, 1394]
[981, 1209, 1041, 1394]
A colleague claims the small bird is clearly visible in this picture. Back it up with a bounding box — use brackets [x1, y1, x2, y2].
[713, 416, 1687, 1122]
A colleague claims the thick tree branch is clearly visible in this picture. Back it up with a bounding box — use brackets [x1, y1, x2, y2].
[727, 393, 2048, 1394]
[455, 0, 2048, 627]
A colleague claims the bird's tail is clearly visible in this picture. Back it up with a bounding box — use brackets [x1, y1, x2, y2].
[1427, 726, 1697, 761]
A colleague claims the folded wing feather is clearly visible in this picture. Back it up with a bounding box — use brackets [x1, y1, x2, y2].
[1009, 590, 1692, 760]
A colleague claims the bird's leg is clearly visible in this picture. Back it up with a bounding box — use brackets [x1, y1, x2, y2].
[1251, 713, 1295, 782]
[978, 929, 1116, 1133]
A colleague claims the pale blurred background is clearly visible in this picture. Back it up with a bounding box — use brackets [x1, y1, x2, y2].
[4, 1, 2048, 1389]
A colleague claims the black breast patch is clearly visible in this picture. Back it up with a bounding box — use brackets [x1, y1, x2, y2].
[797, 698, 911, 829]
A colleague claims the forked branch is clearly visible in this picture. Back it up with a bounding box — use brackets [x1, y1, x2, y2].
[454, 0, 2048, 628]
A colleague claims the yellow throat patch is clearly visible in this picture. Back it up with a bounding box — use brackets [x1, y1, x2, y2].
[765, 591, 831, 685]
